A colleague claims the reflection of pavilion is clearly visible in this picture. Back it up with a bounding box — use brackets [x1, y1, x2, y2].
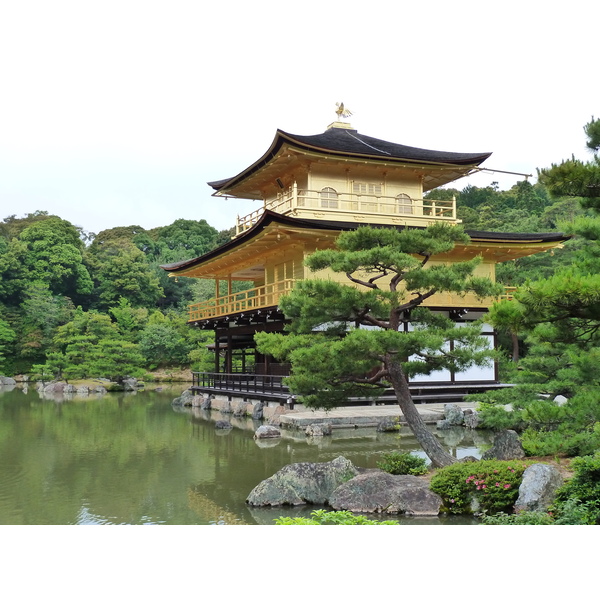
[186, 488, 248, 525]
[162, 111, 569, 399]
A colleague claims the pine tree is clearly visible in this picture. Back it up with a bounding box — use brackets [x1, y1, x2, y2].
[256, 223, 503, 468]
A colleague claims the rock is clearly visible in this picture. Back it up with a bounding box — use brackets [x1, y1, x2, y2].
[459, 455, 479, 463]
[482, 430, 525, 460]
[220, 401, 233, 414]
[514, 463, 564, 513]
[247, 456, 359, 506]
[553, 395, 568, 406]
[201, 395, 212, 410]
[93, 386, 107, 395]
[252, 401, 264, 420]
[233, 401, 251, 418]
[305, 423, 332, 436]
[43, 382, 65, 394]
[463, 409, 481, 429]
[268, 405, 285, 426]
[122, 378, 141, 392]
[172, 389, 194, 406]
[215, 420, 233, 429]
[444, 403, 464, 425]
[329, 471, 442, 516]
[376, 417, 399, 432]
[0, 377, 16, 386]
[254, 425, 281, 439]
[436, 419, 452, 430]
[191, 395, 203, 407]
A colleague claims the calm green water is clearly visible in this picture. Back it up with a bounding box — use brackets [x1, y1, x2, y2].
[0, 385, 491, 525]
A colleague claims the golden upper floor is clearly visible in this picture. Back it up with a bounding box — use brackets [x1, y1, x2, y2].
[209, 122, 492, 236]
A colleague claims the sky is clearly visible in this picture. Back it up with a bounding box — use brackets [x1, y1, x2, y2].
[0, 0, 598, 237]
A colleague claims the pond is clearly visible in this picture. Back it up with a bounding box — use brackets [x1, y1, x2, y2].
[0, 385, 492, 525]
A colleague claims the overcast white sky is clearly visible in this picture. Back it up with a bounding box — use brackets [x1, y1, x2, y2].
[0, 0, 597, 236]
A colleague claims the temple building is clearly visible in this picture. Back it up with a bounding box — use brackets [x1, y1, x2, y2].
[161, 110, 568, 399]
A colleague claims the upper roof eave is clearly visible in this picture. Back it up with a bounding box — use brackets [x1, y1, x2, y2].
[208, 128, 492, 195]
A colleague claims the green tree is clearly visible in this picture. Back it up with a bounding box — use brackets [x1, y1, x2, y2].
[255, 224, 503, 468]
[108, 297, 149, 342]
[43, 308, 145, 382]
[145, 219, 219, 262]
[85, 238, 164, 310]
[481, 117, 600, 456]
[16, 283, 75, 370]
[0, 237, 28, 305]
[538, 116, 600, 209]
[0, 317, 16, 375]
[87, 339, 146, 383]
[19, 217, 93, 299]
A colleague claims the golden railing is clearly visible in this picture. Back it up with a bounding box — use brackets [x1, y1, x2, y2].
[235, 185, 457, 235]
[188, 279, 517, 322]
[500, 287, 517, 301]
[188, 279, 297, 322]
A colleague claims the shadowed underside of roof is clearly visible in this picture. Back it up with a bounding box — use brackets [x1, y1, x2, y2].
[160, 210, 570, 274]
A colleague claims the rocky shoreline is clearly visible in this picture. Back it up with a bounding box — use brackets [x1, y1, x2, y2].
[244, 455, 565, 517]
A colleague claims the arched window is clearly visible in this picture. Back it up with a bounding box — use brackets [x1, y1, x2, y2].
[320, 187, 338, 209]
[396, 193, 413, 214]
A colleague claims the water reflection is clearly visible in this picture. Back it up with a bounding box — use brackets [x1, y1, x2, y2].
[0, 386, 491, 525]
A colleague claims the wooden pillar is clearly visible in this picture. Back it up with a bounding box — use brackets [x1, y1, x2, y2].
[225, 330, 233, 374]
[214, 332, 220, 373]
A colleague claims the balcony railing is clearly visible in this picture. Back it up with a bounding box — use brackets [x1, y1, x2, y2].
[235, 185, 457, 235]
[500, 287, 517, 301]
[188, 279, 296, 322]
[192, 372, 289, 397]
[188, 277, 516, 322]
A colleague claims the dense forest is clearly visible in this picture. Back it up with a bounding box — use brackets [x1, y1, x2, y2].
[0, 136, 595, 383]
[0, 214, 234, 379]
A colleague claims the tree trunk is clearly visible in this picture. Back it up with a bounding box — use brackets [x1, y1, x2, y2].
[386, 356, 457, 468]
[511, 332, 520, 362]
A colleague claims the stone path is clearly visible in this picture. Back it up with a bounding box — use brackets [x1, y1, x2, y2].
[278, 402, 478, 429]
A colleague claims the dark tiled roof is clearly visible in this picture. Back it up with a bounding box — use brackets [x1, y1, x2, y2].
[208, 127, 492, 192]
[282, 128, 491, 165]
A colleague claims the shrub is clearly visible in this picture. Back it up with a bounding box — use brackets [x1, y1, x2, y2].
[551, 452, 600, 524]
[377, 452, 428, 476]
[274, 510, 398, 525]
[429, 460, 528, 515]
[521, 426, 600, 458]
[480, 511, 554, 525]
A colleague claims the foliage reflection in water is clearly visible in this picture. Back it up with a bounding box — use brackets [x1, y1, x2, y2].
[0, 386, 490, 525]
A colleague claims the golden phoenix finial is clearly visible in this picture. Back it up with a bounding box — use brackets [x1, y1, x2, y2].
[335, 102, 353, 120]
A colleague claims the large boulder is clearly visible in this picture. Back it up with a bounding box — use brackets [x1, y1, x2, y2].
[172, 389, 194, 406]
[329, 471, 442, 516]
[482, 430, 525, 460]
[514, 463, 564, 513]
[444, 403, 464, 425]
[377, 417, 399, 432]
[462, 409, 481, 429]
[246, 456, 359, 507]
[0, 377, 16, 386]
[252, 401, 264, 420]
[233, 401, 252, 418]
[254, 425, 281, 439]
[122, 378, 142, 392]
[305, 423, 333, 436]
